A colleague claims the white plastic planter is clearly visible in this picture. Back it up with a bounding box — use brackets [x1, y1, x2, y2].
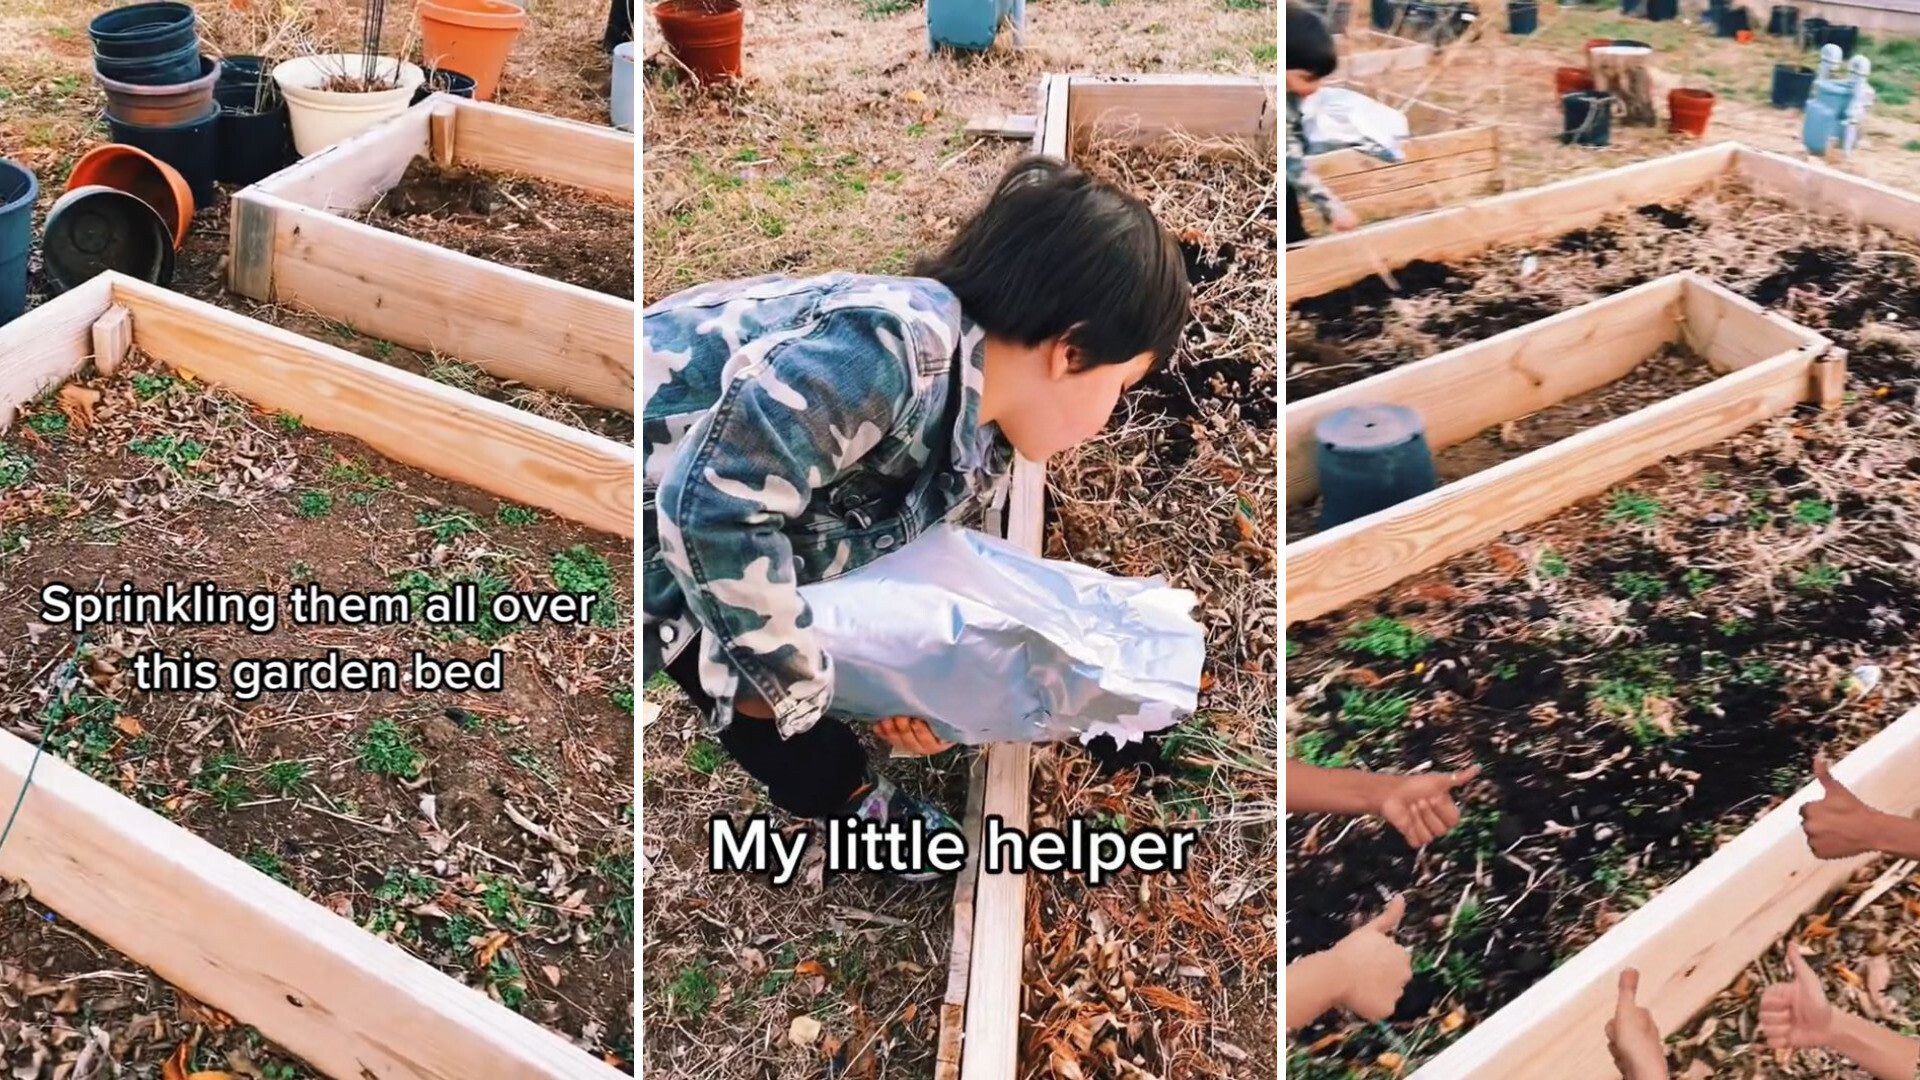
[612, 42, 635, 130]
[272, 54, 425, 156]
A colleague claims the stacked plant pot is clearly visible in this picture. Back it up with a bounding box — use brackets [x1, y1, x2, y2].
[89, 3, 217, 211]
[214, 55, 297, 186]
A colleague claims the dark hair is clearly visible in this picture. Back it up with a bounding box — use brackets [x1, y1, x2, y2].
[1287, 4, 1339, 78]
[913, 156, 1189, 369]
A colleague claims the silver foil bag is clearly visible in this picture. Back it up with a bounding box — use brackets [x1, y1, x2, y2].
[800, 525, 1205, 746]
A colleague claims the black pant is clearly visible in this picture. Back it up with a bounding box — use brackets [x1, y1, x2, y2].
[1287, 187, 1309, 245]
[604, 0, 633, 49]
[664, 647, 870, 818]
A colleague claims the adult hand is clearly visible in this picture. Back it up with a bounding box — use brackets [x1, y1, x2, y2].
[1606, 968, 1671, 1080]
[1378, 766, 1481, 847]
[1759, 942, 1837, 1050]
[1802, 755, 1892, 860]
[874, 716, 954, 756]
[1331, 206, 1361, 232]
[1330, 896, 1414, 1020]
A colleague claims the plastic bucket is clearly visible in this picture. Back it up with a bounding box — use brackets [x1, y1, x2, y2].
[1768, 4, 1799, 34]
[1714, 6, 1749, 36]
[43, 185, 175, 291]
[272, 54, 425, 156]
[1772, 63, 1815, 107]
[0, 159, 37, 326]
[1646, 0, 1678, 20]
[1555, 65, 1596, 96]
[66, 142, 193, 245]
[612, 42, 635, 130]
[1668, 87, 1716, 136]
[215, 83, 295, 186]
[654, 0, 744, 83]
[96, 52, 217, 126]
[1802, 15, 1827, 47]
[93, 35, 201, 86]
[1372, 0, 1398, 28]
[88, 2, 196, 60]
[1509, 1, 1538, 34]
[1315, 406, 1439, 529]
[1823, 23, 1858, 56]
[1562, 90, 1613, 146]
[416, 0, 527, 101]
[410, 68, 477, 105]
[107, 105, 218, 208]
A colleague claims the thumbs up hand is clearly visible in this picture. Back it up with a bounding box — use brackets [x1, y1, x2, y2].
[1759, 942, 1838, 1050]
[1801, 755, 1894, 860]
[1606, 969, 1671, 1080]
[1330, 896, 1415, 1021]
[1379, 765, 1482, 848]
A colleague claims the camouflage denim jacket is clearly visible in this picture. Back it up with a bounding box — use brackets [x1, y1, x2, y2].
[642, 273, 1014, 737]
[1287, 91, 1344, 225]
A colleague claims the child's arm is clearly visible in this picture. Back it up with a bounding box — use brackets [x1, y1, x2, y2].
[1285, 897, 1411, 1030]
[1801, 756, 1920, 860]
[1286, 759, 1481, 847]
[1286, 116, 1357, 233]
[654, 306, 919, 735]
[1760, 943, 1920, 1080]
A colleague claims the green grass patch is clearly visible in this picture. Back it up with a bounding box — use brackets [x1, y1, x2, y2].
[1606, 489, 1663, 525]
[128, 434, 206, 474]
[684, 740, 725, 775]
[358, 718, 423, 779]
[1340, 689, 1414, 731]
[1338, 616, 1431, 661]
[551, 545, 619, 627]
[296, 489, 334, 518]
[264, 759, 308, 795]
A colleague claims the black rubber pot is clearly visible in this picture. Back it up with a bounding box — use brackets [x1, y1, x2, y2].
[214, 83, 293, 186]
[1823, 23, 1859, 56]
[1646, 0, 1677, 19]
[88, 2, 196, 60]
[1562, 90, 1613, 146]
[1768, 4, 1799, 35]
[1802, 15, 1828, 47]
[411, 68, 477, 105]
[1509, 0, 1539, 33]
[108, 105, 218, 207]
[1772, 62, 1815, 107]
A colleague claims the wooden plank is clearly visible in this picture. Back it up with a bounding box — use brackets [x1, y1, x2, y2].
[1734, 144, 1920, 237]
[1342, 40, 1434, 79]
[251, 100, 431, 213]
[1287, 142, 1738, 303]
[935, 750, 990, 1080]
[1411, 706, 1920, 1080]
[450, 97, 634, 205]
[109, 276, 634, 537]
[0, 276, 114, 431]
[1679, 270, 1827, 372]
[90, 304, 132, 377]
[1284, 274, 1690, 507]
[1308, 125, 1498, 181]
[1323, 148, 1498, 204]
[1064, 75, 1275, 148]
[965, 112, 1037, 140]
[0, 729, 626, 1080]
[261, 195, 634, 412]
[1285, 336, 1823, 625]
[429, 101, 456, 169]
[227, 191, 277, 301]
[1343, 170, 1502, 223]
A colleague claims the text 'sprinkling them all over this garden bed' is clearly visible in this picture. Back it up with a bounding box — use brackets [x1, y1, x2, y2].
[1028, 128, 1279, 1078]
[0, 278, 635, 1077]
[1284, 167, 1920, 1077]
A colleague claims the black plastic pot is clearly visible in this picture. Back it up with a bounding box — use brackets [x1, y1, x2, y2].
[88, 2, 196, 60]
[1315, 405, 1438, 530]
[1372, 0, 1397, 28]
[93, 35, 200, 86]
[1823, 23, 1859, 56]
[1621, 0, 1642, 16]
[1772, 62, 1815, 107]
[0, 158, 36, 326]
[1646, 0, 1677, 19]
[43, 185, 175, 291]
[108, 105, 218, 207]
[1802, 15, 1827, 47]
[1768, 4, 1798, 35]
[214, 83, 293, 186]
[411, 68, 478, 105]
[1714, 6, 1750, 37]
[1562, 90, 1613, 146]
[218, 54, 266, 88]
[1509, 0, 1538, 34]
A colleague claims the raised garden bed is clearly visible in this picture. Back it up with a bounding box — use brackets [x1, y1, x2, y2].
[940, 73, 1278, 1080]
[229, 93, 634, 415]
[0, 273, 633, 1079]
[1306, 124, 1502, 227]
[1337, 30, 1435, 79]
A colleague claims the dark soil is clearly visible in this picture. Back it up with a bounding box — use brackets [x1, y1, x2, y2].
[373, 156, 636, 300]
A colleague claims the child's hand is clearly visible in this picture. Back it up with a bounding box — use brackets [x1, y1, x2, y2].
[1331, 207, 1361, 232]
[1801, 755, 1894, 859]
[1377, 766, 1480, 847]
[875, 716, 954, 756]
[1329, 896, 1413, 1020]
[1760, 943, 1838, 1050]
[1606, 969, 1671, 1080]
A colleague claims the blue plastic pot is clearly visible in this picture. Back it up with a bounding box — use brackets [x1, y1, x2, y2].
[1772, 63, 1815, 108]
[927, 0, 1017, 51]
[89, 2, 197, 60]
[93, 35, 201, 86]
[108, 105, 218, 207]
[1509, 0, 1539, 34]
[1315, 405, 1439, 530]
[0, 159, 37, 326]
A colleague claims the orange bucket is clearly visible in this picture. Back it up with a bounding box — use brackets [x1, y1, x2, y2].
[417, 0, 527, 101]
[66, 143, 193, 248]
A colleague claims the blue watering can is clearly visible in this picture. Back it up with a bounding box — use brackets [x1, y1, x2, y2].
[1803, 43, 1875, 159]
[927, 0, 1024, 51]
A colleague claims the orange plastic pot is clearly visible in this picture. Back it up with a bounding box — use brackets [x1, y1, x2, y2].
[1555, 65, 1596, 96]
[1669, 87, 1717, 137]
[655, 0, 744, 85]
[65, 143, 193, 247]
[1585, 36, 1613, 52]
[1735, 28, 1753, 41]
[417, 0, 527, 101]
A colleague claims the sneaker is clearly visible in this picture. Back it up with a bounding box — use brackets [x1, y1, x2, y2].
[838, 773, 961, 883]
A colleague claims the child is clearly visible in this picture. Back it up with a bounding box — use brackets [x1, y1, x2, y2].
[1287, 4, 1361, 244]
[643, 157, 1190, 875]
[1285, 895, 1414, 1030]
[1759, 943, 1919, 1079]
[1287, 759, 1480, 847]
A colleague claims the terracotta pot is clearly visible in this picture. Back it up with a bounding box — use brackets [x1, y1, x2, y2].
[1555, 65, 1596, 97]
[655, 0, 744, 84]
[95, 52, 217, 126]
[1585, 36, 1613, 53]
[416, 0, 527, 102]
[1669, 87, 1716, 137]
[65, 142, 193, 247]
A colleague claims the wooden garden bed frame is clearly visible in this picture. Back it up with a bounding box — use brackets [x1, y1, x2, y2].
[0, 271, 632, 1080]
[1284, 272, 1842, 625]
[1307, 124, 1502, 223]
[937, 72, 1275, 1080]
[1337, 29, 1434, 79]
[229, 93, 634, 413]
